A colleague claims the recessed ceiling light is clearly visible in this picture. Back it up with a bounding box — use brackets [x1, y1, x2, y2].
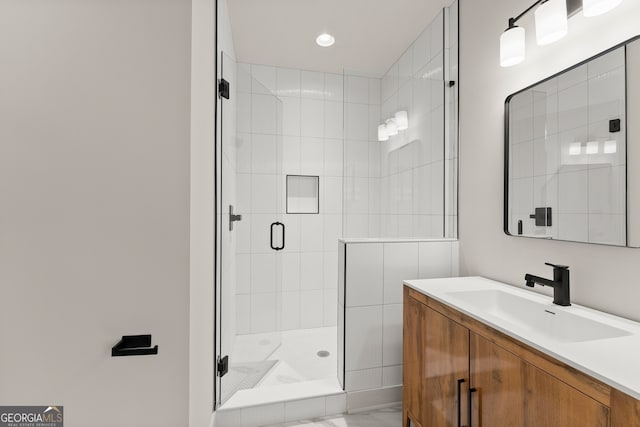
[316, 33, 335, 47]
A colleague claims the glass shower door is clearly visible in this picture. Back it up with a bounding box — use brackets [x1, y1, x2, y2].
[217, 52, 284, 407]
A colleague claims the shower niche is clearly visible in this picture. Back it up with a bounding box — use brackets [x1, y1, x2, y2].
[286, 175, 319, 214]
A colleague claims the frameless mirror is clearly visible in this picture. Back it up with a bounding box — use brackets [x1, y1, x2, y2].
[505, 36, 640, 247]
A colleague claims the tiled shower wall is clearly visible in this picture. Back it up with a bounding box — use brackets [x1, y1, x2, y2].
[338, 239, 459, 392]
[235, 64, 344, 333]
[234, 66, 283, 337]
[379, 10, 446, 239]
[343, 6, 458, 239]
[233, 2, 459, 335]
[337, 3, 460, 401]
[342, 74, 384, 237]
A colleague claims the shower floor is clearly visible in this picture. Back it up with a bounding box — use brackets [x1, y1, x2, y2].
[223, 326, 341, 409]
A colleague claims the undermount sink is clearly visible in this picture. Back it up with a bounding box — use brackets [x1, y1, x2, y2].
[446, 289, 631, 343]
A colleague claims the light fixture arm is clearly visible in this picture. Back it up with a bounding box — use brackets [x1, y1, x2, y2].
[508, 0, 546, 28]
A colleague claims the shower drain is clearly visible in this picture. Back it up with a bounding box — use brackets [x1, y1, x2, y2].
[317, 350, 330, 358]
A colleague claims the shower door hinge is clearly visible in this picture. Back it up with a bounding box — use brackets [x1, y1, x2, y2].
[218, 79, 230, 99]
[217, 355, 229, 377]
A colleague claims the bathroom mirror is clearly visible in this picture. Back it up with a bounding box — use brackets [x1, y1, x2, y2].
[505, 36, 640, 247]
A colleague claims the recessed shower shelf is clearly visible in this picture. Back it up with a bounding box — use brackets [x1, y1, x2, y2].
[286, 175, 319, 214]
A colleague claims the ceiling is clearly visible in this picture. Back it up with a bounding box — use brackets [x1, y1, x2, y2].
[227, 0, 453, 76]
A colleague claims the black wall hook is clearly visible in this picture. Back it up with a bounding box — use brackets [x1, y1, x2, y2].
[112, 335, 158, 357]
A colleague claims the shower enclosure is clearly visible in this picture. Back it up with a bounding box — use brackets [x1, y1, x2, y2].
[216, 49, 342, 409]
[214, 0, 459, 412]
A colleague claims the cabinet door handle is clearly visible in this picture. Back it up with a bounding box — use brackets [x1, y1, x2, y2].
[468, 387, 477, 427]
[457, 378, 466, 427]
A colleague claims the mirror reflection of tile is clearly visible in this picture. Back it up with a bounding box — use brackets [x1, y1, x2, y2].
[507, 43, 629, 246]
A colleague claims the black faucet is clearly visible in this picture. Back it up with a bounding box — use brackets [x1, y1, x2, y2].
[524, 262, 571, 306]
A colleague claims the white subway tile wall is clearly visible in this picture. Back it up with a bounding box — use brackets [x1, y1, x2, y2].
[339, 240, 459, 392]
[226, 4, 460, 415]
[235, 63, 344, 333]
[343, 8, 458, 239]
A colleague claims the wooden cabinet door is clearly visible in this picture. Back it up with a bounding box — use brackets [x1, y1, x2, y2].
[403, 292, 425, 427]
[469, 332, 526, 427]
[470, 332, 610, 427]
[403, 293, 470, 427]
[423, 306, 470, 427]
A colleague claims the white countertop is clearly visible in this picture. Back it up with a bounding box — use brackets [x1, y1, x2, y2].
[404, 276, 640, 400]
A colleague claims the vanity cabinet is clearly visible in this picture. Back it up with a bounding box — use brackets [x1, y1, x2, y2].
[403, 286, 640, 427]
[403, 295, 469, 427]
[470, 332, 608, 426]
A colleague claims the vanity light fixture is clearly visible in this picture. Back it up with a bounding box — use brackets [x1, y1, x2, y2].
[603, 140, 617, 153]
[395, 111, 409, 130]
[586, 141, 599, 154]
[500, 25, 526, 67]
[535, 0, 568, 45]
[583, 0, 622, 17]
[378, 124, 389, 141]
[378, 112, 409, 141]
[385, 118, 399, 136]
[569, 142, 582, 155]
[316, 33, 335, 47]
[500, 0, 623, 67]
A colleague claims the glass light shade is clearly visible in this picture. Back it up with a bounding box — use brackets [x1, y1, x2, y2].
[378, 124, 389, 141]
[395, 111, 409, 130]
[500, 26, 526, 67]
[385, 118, 398, 136]
[583, 0, 622, 17]
[604, 140, 617, 153]
[535, 0, 568, 45]
[586, 141, 599, 154]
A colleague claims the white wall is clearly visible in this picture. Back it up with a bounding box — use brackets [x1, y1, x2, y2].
[190, 0, 216, 425]
[0, 1, 191, 426]
[458, 0, 640, 321]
